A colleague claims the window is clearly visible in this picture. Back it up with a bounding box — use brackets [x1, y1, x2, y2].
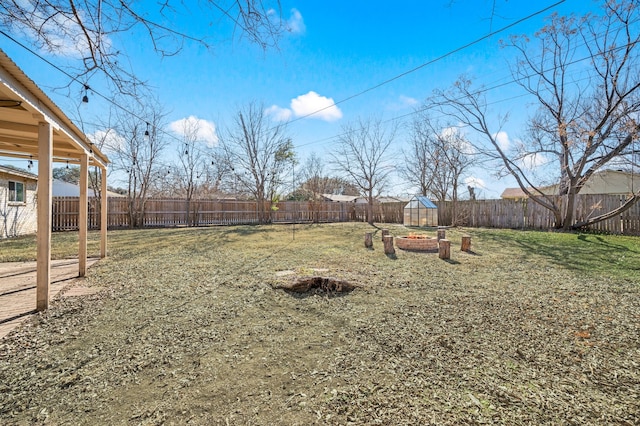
[9, 181, 25, 203]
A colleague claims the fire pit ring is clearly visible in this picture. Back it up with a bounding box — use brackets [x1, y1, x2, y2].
[395, 236, 439, 251]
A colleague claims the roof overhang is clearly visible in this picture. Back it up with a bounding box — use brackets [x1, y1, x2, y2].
[0, 48, 108, 168]
[0, 164, 38, 180]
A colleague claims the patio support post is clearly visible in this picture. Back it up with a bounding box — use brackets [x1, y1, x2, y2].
[79, 153, 88, 276]
[36, 121, 52, 311]
[100, 166, 107, 258]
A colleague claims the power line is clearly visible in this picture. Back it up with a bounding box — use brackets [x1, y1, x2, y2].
[3, 0, 634, 178]
[153, 0, 574, 160]
[278, 0, 566, 126]
[293, 40, 640, 152]
[1, 1, 566, 159]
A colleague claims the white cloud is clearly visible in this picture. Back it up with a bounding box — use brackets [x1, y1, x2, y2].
[17, 6, 111, 58]
[520, 153, 547, 170]
[265, 105, 293, 122]
[399, 95, 418, 107]
[287, 9, 306, 34]
[267, 7, 305, 35]
[88, 128, 126, 153]
[440, 126, 475, 155]
[169, 116, 218, 146]
[440, 126, 459, 140]
[387, 95, 419, 111]
[290, 91, 343, 122]
[464, 176, 486, 189]
[266, 91, 343, 122]
[493, 131, 510, 151]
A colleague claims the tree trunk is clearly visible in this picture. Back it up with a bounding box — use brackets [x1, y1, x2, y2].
[439, 239, 450, 259]
[364, 232, 373, 248]
[461, 235, 471, 252]
[562, 192, 576, 231]
[383, 235, 395, 255]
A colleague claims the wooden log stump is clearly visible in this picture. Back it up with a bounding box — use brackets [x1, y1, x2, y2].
[381, 228, 390, 241]
[364, 232, 373, 248]
[439, 239, 451, 260]
[437, 227, 446, 241]
[383, 235, 395, 255]
[461, 235, 471, 252]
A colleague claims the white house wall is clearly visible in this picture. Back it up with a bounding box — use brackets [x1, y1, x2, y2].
[0, 173, 37, 237]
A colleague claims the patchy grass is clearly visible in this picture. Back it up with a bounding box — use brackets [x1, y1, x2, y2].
[470, 228, 640, 282]
[0, 223, 639, 425]
[0, 231, 103, 262]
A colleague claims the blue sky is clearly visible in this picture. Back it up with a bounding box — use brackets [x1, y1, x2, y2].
[0, 0, 601, 198]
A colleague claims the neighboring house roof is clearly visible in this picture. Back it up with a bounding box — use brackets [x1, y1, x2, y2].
[0, 165, 38, 181]
[501, 169, 639, 199]
[378, 196, 411, 203]
[353, 196, 412, 204]
[405, 195, 438, 209]
[321, 193, 358, 202]
[52, 179, 124, 197]
[501, 187, 530, 199]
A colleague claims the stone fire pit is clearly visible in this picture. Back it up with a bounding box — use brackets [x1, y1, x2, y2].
[395, 235, 439, 251]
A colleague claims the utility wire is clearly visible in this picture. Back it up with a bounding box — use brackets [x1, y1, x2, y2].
[292, 41, 640, 152]
[0, 1, 566, 158]
[4, 0, 634, 176]
[278, 0, 566, 126]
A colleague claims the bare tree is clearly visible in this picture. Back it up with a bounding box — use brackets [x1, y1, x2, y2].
[199, 150, 228, 199]
[402, 112, 475, 224]
[172, 119, 211, 226]
[431, 0, 640, 230]
[297, 153, 360, 200]
[103, 102, 168, 228]
[219, 102, 294, 223]
[0, 1, 285, 94]
[330, 117, 397, 225]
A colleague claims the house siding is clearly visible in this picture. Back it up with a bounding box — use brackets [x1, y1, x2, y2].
[0, 171, 38, 238]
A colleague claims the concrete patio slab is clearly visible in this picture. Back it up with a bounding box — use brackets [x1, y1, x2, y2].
[0, 257, 100, 339]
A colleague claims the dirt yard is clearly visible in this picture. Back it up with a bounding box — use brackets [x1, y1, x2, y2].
[0, 223, 639, 425]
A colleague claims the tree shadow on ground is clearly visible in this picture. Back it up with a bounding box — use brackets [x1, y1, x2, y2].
[478, 229, 640, 276]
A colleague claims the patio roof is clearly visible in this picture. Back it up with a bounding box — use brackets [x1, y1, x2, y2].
[0, 49, 108, 167]
[0, 47, 109, 312]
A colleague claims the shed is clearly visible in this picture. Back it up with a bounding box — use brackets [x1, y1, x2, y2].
[403, 195, 438, 227]
[0, 165, 37, 237]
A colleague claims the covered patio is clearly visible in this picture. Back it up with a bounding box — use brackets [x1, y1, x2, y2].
[0, 48, 109, 311]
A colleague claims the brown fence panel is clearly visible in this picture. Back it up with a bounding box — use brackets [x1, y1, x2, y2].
[52, 197, 79, 231]
[436, 195, 639, 234]
[52, 195, 640, 234]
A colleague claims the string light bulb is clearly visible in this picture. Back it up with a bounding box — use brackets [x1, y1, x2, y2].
[27, 156, 33, 170]
[82, 84, 89, 103]
[144, 122, 150, 139]
[66, 160, 69, 169]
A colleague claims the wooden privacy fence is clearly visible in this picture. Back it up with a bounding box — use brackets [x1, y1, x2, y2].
[52, 197, 352, 230]
[436, 195, 640, 235]
[52, 195, 640, 235]
[351, 202, 405, 223]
